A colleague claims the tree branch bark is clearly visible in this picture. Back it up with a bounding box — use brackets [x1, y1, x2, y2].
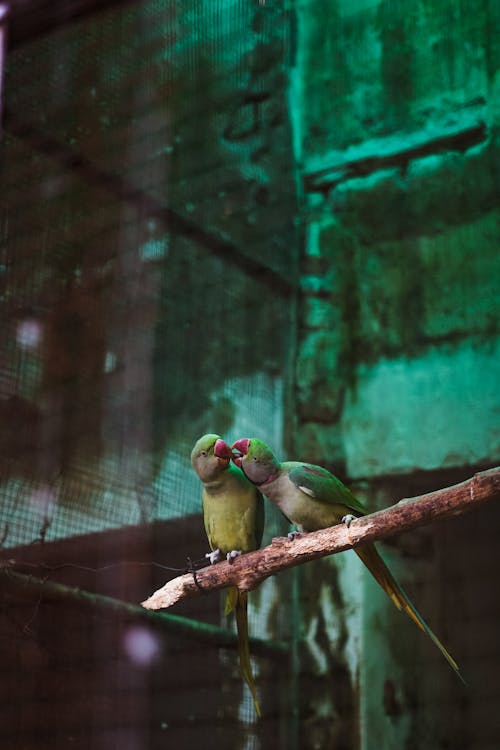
[142, 466, 500, 611]
[0, 566, 287, 658]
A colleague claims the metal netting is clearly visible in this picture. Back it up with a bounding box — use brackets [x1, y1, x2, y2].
[0, 0, 297, 548]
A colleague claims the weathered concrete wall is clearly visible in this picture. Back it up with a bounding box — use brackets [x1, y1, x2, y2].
[294, 0, 491, 165]
[291, 0, 500, 748]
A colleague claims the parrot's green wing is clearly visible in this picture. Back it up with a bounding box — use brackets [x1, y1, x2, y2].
[288, 464, 367, 516]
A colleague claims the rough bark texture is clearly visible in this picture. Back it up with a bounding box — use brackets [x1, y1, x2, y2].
[142, 466, 500, 610]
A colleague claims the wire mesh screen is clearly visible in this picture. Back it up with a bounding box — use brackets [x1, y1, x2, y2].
[0, 0, 297, 548]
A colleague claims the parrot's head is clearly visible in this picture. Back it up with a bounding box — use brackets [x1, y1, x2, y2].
[191, 434, 233, 482]
[232, 437, 280, 486]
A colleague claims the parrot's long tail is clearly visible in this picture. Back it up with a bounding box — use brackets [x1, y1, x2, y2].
[224, 586, 239, 616]
[234, 590, 261, 717]
[355, 543, 465, 684]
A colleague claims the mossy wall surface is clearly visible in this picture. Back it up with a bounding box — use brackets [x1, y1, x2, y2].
[294, 1, 500, 476]
[291, 2, 500, 748]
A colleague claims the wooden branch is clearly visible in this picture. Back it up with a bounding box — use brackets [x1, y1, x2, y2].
[0, 566, 287, 658]
[142, 466, 500, 611]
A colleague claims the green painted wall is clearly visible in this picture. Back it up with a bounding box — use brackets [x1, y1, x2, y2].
[291, 1, 500, 747]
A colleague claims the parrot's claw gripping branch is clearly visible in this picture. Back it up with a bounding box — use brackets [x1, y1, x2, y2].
[342, 514, 356, 527]
[206, 549, 222, 565]
[141, 466, 500, 612]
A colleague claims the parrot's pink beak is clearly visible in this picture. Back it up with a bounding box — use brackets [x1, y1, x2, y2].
[231, 438, 250, 467]
[213, 439, 232, 460]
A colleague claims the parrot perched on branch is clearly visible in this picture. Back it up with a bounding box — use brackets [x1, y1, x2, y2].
[232, 436, 463, 683]
[191, 434, 265, 716]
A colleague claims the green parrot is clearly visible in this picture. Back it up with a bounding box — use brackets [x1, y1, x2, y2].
[232, 437, 463, 682]
[191, 434, 265, 716]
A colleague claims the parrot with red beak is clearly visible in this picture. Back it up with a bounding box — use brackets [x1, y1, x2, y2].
[191, 434, 264, 715]
[232, 436, 463, 683]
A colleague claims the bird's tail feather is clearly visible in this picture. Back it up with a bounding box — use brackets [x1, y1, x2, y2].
[235, 590, 261, 717]
[224, 586, 239, 616]
[355, 543, 465, 684]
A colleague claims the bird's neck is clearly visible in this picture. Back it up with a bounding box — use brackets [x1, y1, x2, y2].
[258, 471, 279, 487]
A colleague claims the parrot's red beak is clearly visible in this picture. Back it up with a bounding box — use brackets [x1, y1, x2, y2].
[231, 438, 250, 467]
[213, 439, 232, 460]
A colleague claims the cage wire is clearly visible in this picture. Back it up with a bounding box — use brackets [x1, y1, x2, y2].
[1, 0, 296, 553]
[1, 9, 297, 738]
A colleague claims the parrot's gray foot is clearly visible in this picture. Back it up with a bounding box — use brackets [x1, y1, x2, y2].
[287, 530, 302, 541]
[206, 548, 222, 565]
[342, 514, 356, 528]
[226, 549, 242, 563]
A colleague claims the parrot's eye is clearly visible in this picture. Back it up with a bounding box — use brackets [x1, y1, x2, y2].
[201, 450, 208, 457]
[252, 456, 258, 462]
